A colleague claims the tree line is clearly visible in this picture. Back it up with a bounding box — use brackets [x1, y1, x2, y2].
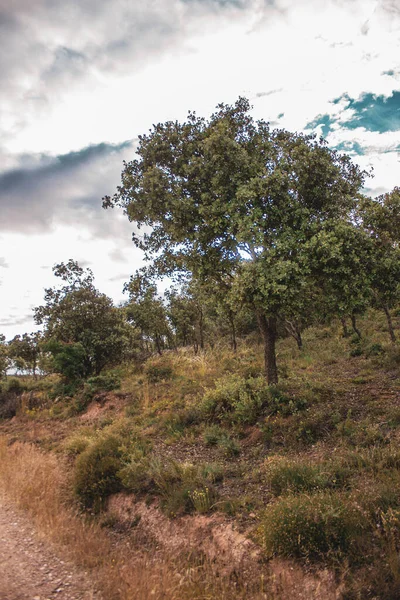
[1, 98, 399, 386]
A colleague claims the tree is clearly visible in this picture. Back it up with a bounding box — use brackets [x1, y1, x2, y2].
[124, 269, 171, 355]
[104, 98, 367, 383]
[0, 334, 10, 379]
[35, 260, 130, 379]
[8, 332, 42, 378]
[360, 188, 400, 342]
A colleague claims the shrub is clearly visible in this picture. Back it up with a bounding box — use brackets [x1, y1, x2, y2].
[260, 491, 369, 561]
[0, 391, 18, 419]
[138, 459, 219, 516]
[201, 375, 306, 425]
[263, 456, 348, 496]
[74, 434, 125, 510]
[85, 372, 121, 394]
[218, 434, 240, 457]
[366, 343, 385, 357]
[5, 377, 25, 394]
[145, 362, 174, 383]
[203, 424, 225, 446]
[117, 449, 153, 494]
[63, 428, 96, 456]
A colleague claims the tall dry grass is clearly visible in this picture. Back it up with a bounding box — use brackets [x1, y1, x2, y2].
[0, 437, 270, 600]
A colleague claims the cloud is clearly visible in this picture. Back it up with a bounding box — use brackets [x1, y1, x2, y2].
[108, 272, 132, 282]
[0, 0, 255, 150]
[305, 91, 400, 154]
[0, 258, 9, 268]
[0, 140, 137, 237]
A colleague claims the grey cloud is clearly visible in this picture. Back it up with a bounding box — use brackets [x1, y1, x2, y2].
[0, 258, 9, 268]
[108, 273, 132, 282]
[0, 140, 137, 239]
[109, 248, 128, 263]
[0, 0, 257, 139]
[256, 89, 283, 98]
[0, 313, 34, 329]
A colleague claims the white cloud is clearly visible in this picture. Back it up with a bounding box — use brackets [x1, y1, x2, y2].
[1, 0, 400, 338]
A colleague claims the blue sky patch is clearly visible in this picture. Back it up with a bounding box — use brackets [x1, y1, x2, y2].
[306, 91, 400, 147]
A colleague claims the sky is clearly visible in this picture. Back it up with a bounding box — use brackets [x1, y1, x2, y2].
[0, 0, 399, 340]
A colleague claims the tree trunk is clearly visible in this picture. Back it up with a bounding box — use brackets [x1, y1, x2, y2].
[229, 311, 237, 352]
[340, 317, 349, 338]
[155, 335, 162, 355]
[199, 308, 204, 350]
[284, 320, 303, 350]
[351, 313, 361, 339]
[383, 304, 396, 343]
[256, 312, 278, 385]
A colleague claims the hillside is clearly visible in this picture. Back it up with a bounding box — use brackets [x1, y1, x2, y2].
[1, 309, 400, 599]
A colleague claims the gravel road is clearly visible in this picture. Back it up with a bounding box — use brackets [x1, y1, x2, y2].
[0, 499, 101, 600]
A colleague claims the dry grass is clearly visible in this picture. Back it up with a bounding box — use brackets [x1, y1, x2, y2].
[0, 436, 273, 600]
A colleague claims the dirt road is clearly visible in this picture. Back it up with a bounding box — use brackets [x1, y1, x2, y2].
[0, 499, 101, 600]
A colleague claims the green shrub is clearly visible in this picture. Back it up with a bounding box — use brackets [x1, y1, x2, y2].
[162, 407, 201, 438]
[63, 428, 95, 456]
[0, 391, 18, 419]
[74, 434, 124, 510]
[5, 377, 25, 394]
[145, 363, 173, 383]
[260, 491, 369, 561]
[263, 456, 348, 496]
[366, 343, 385, 357]
[203, 424, 225, 446]
[218, 434, 240, 457]
[118, 448, 154, 493]
[201, 375, 306, 425]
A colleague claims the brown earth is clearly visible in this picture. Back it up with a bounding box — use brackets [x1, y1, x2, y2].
[0, 498, 101, 600]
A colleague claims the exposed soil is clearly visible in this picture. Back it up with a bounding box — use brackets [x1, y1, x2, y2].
[0, 498, 101, 600]
[107, 493, 342, 600]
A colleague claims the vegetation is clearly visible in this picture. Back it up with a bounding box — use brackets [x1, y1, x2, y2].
[1, 100, 399, 599]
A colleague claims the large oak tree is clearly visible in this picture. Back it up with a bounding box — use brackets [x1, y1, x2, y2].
[104, 99, 367, 383]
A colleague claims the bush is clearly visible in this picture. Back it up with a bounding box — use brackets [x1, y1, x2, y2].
[366, 343, 385, 357]
[203, 424, 225, 446]
[201, 375, 306, 425]
[263, 456, 348, 496]
[260, 491, 369, 561]
[121, 457, 219, 516]
[145, 362, 174, 383]
[0, 391, 18, 419]
[218, 434, 240, 457]
[4, 377, 25, 394]
[63, 428, 96, 456]
[74, 434, 125, 510]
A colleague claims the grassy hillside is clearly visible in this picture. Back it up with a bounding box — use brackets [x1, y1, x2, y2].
[1, 308, 400, 599]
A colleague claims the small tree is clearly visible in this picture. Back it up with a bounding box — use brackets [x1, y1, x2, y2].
[0, 334, 10, 379]
[35, 260, 129, 379]
[124, 269, 171, 355]
[8, 332, 42, 378]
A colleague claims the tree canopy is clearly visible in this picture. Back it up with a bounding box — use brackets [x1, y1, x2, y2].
[35, 260, 131, 379]
[104, 98, 368, 383]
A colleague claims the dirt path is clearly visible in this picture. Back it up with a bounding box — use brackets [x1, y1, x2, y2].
[0, 499, 101, 600]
